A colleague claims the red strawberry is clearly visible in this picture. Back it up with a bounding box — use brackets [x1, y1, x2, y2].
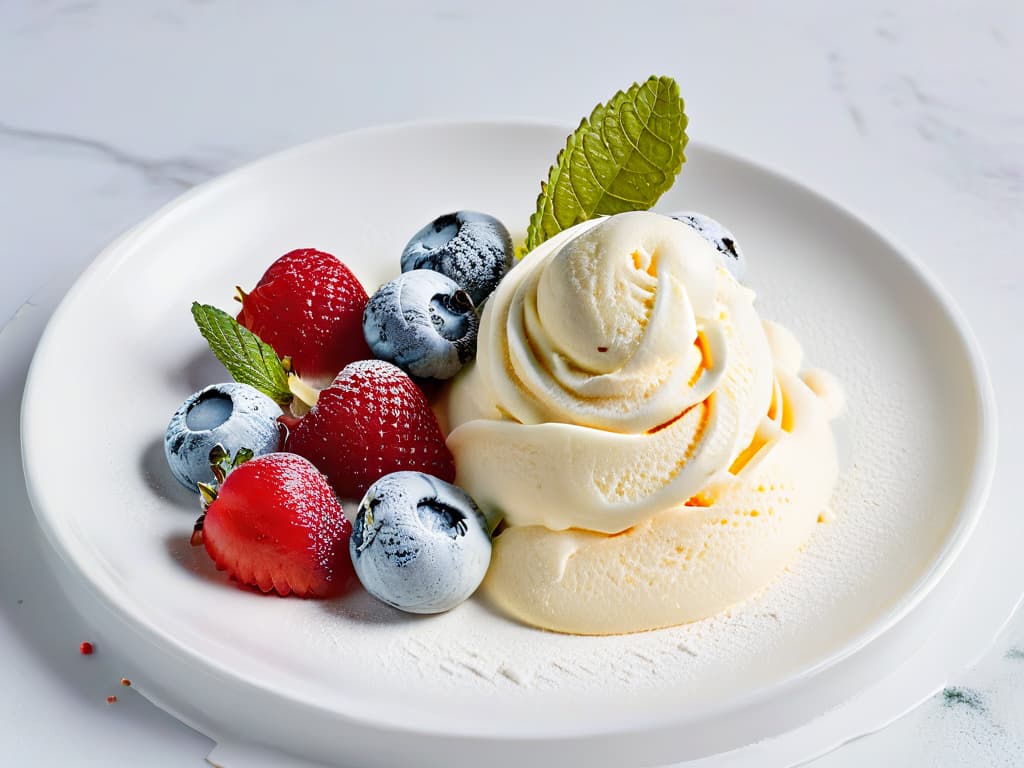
[237, 249, 370, 387]
[192, 451, 353, 598]
[283, 360, 455, 499]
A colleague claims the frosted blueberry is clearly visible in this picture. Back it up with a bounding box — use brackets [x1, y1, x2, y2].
[670, 211, 747, 282]
[164, 382, 282, 491]
[400, 211, 513, 305]
[362, 269, 479, 380]
[350, 472, 492, 614]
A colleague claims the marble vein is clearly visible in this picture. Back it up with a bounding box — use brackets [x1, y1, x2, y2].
[827, 51, 866, 136]
[0, 298, 39, 341]
[56, 1, 97, 16]
[0, 121, 224, 189]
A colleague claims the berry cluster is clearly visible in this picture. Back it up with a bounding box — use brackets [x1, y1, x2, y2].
[163, 210, 513, 613]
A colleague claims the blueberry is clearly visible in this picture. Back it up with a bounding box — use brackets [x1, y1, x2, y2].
[362, 269, 479, 380]
[350, 472, 491, 614]
[400, 211, 513, 305]
[164, 383, 282, 491]
[670, 211, 747, 282]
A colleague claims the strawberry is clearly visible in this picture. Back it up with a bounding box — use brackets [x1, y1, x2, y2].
[237, 249, 370, 387]
[283, 360, 455, 500]
[191, 448, 353, 598]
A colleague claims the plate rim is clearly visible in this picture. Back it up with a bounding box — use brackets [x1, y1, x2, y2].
[20, 118, 999, 739]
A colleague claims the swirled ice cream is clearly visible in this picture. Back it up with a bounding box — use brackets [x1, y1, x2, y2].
[445, 211, 842, 635]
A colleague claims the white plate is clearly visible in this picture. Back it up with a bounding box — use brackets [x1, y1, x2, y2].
[22, 122, 996, 768]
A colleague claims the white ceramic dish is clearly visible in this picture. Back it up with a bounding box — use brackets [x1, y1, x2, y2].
[22, 122, 995, 768]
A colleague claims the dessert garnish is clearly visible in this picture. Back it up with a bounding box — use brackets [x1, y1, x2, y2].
[235, 248, 370, 388]
[164, 382, 282, 491]
[350, 471, 492, 614]
[400, 211, 513, 306]
[526, 75, 687, 251]
[190, 447, 353, 598]
[280, 360, 455, 499]
[362, 270, 479, 380]
[669, 211, 746, 281]
[190, 302, 297, 408]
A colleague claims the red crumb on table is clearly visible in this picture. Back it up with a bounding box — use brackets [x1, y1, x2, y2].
[120, 678, 131, 687]
[106, 695, 117, 704]
[79, 642, 94, 655]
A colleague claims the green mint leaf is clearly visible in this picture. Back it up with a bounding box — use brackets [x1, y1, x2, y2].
[525, 75, 689, 252]
[190, 302, 292, 405]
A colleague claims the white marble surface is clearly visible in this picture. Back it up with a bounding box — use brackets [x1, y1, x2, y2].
[2, 1, 1022, 765]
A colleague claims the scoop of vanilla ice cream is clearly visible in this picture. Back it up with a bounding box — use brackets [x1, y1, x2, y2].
[444, 211, 841, 635]
[447, 211, 773, 534]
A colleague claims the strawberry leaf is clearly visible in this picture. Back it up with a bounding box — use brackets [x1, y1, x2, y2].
[191, 302, 292, 405]
[525, 75, 688, 252]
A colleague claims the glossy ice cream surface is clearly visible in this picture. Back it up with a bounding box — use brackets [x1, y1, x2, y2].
[445, 212, 842, 634]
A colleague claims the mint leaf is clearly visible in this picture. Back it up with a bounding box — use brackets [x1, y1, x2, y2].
[525, 75, 688, 252]
[190, 302, 292, 405]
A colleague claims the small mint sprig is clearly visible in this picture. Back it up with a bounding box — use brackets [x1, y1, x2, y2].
[525, 75, 689, 252]
[191, 302, 292, 404]
[191, 302, 321, 411]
